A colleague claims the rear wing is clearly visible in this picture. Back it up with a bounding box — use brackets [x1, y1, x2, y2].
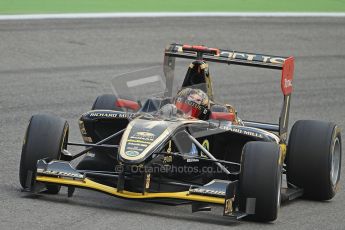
[163, 43, 295, 143]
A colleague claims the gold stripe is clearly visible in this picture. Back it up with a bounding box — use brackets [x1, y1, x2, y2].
[279, 143, 287, 165]
[36, 176, 225, 204]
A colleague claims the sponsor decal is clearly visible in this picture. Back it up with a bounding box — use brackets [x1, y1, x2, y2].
[176, 97, 209, 115]
[243, 130, 263, 138]
[220, 126, 263, 138]
[219, 51, 286, 64]
[37, 169, 84, 179]
[189, 188, 225, 196]
[284, 78, 292, 88]
[128, 131, 155, 143]
[89, 112, 135, 118]
[136, 132, 155, 138]
[187, 158, 199, 163]
[127, 139, 151, 145]
[125, 141, 149, 147]
[174, 45, 286, 65]
[125, 131, 156, 154]
[125, 150, 140, 157]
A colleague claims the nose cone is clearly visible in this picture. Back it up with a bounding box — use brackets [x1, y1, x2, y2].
[118, 119, 170, 164]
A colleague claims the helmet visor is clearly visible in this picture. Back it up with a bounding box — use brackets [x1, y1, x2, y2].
[175, 101, 202, 118]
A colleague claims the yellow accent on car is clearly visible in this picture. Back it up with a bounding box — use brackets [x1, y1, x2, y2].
[201, 139, 209, 150]
[126, 139, 152, 145]
[279, 143, 287, 165]
[36, 176, 225, 205]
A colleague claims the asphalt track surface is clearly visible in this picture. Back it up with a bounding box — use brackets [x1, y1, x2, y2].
[0, 17, 345, 230]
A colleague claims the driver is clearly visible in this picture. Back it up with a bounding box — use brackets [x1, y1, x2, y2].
[173, 88, 210, 120]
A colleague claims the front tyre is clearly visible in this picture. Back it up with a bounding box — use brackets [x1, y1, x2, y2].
[19, 114, 69, 194]
[287, 120, 342, 200]
[239, 142, 282, 222]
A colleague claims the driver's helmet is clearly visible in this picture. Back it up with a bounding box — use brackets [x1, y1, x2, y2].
[173, 88, 210, 120]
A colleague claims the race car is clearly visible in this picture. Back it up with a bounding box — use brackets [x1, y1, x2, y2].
[19, 44, 342, 222]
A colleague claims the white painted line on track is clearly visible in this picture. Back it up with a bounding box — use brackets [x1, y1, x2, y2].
[0, 12, 345, 20]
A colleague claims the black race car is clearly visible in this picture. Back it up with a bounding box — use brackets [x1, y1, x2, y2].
[19, 44, 342, 222]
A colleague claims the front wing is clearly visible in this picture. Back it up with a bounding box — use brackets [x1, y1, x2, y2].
[26, 159, 302, 219]
[26, 159, 250, 219]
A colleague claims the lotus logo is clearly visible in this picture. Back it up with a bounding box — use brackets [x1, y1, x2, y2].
[125, 150, 140, 157]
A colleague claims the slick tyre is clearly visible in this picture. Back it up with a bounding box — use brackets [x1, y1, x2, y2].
[92, 94, 138, 111]
[287, 120, 342, 200]
[239, 142, 282, 222]
[19, 114, 69, 194]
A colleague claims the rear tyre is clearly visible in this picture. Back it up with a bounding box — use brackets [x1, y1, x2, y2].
[239, 142, 282, 222]
[92, 94, 138, 111]
[19, 114, 69, 194]
[92, 94, 119, 110]
[287, 120, 342, 200]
